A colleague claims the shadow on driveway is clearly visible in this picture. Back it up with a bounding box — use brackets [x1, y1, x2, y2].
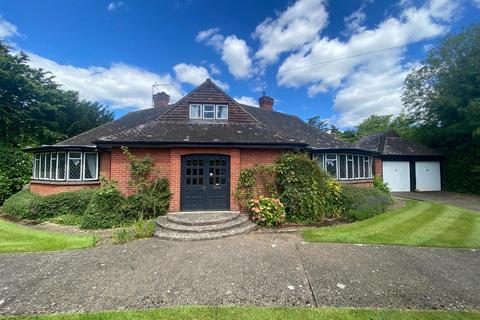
[394, 191, 480, 212]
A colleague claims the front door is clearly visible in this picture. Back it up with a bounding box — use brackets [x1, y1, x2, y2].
[181, 155, 230, 211]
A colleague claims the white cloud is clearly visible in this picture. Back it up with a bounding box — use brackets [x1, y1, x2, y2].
[253, 0, 328, 65]
[27, 53, 184, 110]
[196, 29, 253, 79]
[221, 35, 253, 79]
[234, 96, 259, 107]
[0, 16, 19, 39]
[276, 0, 459, 126]
[473, 0, 480, 8]
[107, 1, 125, 11]
[208, 63, 221, 75]
[173, 63, 229, 90]
[343, 4, 367, 36]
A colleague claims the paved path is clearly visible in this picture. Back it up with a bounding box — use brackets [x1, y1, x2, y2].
[0, 233, 479, 316]
[395, 191, 480, 211]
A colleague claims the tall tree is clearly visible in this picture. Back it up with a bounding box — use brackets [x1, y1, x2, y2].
[402, 24, 480, 193]
[307, 116, 339, 133]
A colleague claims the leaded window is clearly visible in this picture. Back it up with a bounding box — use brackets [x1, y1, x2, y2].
[313, 153, 373, 181]
[325, 154, 337, 177]
[189, 104, 229, 120]
[83, 152, 98, 180]
[68, 152, 82, 180]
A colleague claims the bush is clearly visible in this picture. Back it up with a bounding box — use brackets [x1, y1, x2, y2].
[373, 176, 390, 194]
[275, 153, 330, 223]
[80, 179, 126, 229]
[235, 165, 277, 210]
[29, 189, 96, 220]
[111, 218, 155, 244]
[323, 179, 349, 219]
[342, 185, 393, 221]
[247, 196, 286, 226]
[1, 190, 39, 218]
[0, 143, 32, 205]
[122, 177, 170, 220]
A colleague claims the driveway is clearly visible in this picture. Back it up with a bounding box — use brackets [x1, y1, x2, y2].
[0, 233, 479, 316]
[395, 191, 480, 211]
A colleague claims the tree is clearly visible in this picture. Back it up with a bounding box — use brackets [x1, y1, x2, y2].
[307, 116, 339, 134]
[0, 42, 114, 203]
[356, 115, 393, 137]
[402, 24, 480, 193]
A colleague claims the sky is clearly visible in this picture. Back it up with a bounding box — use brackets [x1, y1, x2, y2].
[0, 0, 479, 128]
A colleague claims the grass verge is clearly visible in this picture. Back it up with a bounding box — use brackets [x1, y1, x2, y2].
[0, 219, 97, 253]
[304, 200, 480, 248]
[1, 306, 479, 320]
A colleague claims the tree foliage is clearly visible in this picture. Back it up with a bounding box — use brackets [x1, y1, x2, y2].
[0, 42, 114, 203]
[402, 25, 480, 193]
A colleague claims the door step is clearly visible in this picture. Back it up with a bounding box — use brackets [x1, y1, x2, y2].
[154, 211, 256, 241]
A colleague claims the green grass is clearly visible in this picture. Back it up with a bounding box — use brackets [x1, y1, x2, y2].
[0, 219, 97, 253]
[1, 306, 479, 320]
[304, 200, 480, 248]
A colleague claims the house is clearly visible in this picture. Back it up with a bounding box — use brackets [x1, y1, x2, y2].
[356, 131, 443, 192]
[25, 79, 441, 211]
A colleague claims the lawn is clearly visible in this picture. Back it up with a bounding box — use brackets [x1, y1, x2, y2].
[2, 306, 479, 320]
[0, 219, 97, 253]
[304, 200, 480, 248]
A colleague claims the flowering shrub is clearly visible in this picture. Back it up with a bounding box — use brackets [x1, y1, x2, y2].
[322, 179, 348, 219]
[247, 196, 286, 227]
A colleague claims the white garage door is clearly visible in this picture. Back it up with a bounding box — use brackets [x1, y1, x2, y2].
[383, 161, 411, 192]
[415, 161, 441, 191]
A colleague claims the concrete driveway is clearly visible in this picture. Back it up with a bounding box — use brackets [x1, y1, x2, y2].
[0, 233, 479, 316]
[395, 191, 480, 211]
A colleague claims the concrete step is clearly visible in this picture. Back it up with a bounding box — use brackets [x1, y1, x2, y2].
[166, 211, 241, 226]
[154, 221, 257, 241]
[157, 215, 249, 233]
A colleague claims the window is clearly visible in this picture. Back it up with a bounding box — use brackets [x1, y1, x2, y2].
[189, 104, 229, 120]
[203, 105, 215, 119]
[313, 153, 373, 180]
[325, 154, 337, 177]
[57, 153, 66, 180]
[33, 154, 40, 179]
[50, 153, 57, 180]
[68, 152, 82, 180]
[190, 104, 202, 119]
[216, 105, 228, 119]
[83, 153, 98, 180]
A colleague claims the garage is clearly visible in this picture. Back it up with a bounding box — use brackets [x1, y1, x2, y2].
[382, 161, 411, 192]
[415, 161, 441, 191]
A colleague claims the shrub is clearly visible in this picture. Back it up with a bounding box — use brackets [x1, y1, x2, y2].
[112, 218, 155, 244]
[275, 153, 330, 223]
[247, 196, 286, 226]
[373, 176, 390, 194]
[342, 185, 393, 221]
[323, 179, 349, 219]
[1, 190, 39, 218]
[235, 165, 277, 210]
[80, 178, 126, 229]
[28, 189, 96, 220]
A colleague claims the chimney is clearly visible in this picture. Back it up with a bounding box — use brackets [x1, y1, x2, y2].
[258, 93, 274, 111]
[153, 92, 170, 110]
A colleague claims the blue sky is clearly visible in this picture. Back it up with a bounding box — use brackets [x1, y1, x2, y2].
[0, 0, 479, 127]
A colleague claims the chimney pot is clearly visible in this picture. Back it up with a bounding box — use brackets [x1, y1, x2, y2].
[258, 95, 274, 111]
[153, 92, 170, 110]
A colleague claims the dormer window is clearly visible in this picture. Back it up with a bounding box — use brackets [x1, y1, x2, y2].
[189, 104, 228, 120]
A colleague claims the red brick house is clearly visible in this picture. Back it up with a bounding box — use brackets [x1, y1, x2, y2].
[25, 79, 441, 212]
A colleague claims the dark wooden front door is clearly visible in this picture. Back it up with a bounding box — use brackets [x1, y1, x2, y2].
[181, 155, 230, 211]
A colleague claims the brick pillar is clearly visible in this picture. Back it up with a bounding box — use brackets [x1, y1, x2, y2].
[99, 151, 111, 180]
[374, 158, 382, 177]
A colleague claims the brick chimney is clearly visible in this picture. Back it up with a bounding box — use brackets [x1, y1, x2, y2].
[258, 93, 274, 111]
[153, 92, 170, 110]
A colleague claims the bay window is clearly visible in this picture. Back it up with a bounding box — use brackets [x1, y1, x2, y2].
[314, 152, 373, 181]
[31, 151, 98, 182]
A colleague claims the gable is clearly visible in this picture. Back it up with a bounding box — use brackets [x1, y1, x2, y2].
[160, 80, 257, 123]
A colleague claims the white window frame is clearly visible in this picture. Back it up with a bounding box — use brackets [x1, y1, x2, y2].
[325, 153, 338, 179]
[83, 152, 99, 181]
[202, 104, 216, 119]
[50, 153, 57, 180]
[56, 152, 66, 181]
[314, 153, 373, 181]
[338, 153, 348, 180]
[67, 152, 83, 181]
[216, 105, 228, 119]
[189, 104, 202, 119]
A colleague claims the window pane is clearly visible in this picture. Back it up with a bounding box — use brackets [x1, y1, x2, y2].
[313, 154, 324, 170]
[203, 105, 215, 119]
[347, 156, 354, 179]
[364, 157, 370, 178]
[339, 154, 347, 179]
[57, 153, 66, 180]
[190, 105, 202, 118]
[40, 154, 45, 179]
[216, 105, 228, 119]
[84, 153, 98, 179]
[354, 156, 359, 178]
[34, 154, 40, 179]
[46, 153, 51, 179]
[51, 153, 57, 180]
[359, 155, 364, 178]
[68, 152, 82, 180]
[325, 154, 337, 178]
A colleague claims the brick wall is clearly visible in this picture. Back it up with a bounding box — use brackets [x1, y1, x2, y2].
[340, 180, 373, 188]
[30, 182, 100, 196]
[29, 147, 283, 211]
[373, 158, 383, 177]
